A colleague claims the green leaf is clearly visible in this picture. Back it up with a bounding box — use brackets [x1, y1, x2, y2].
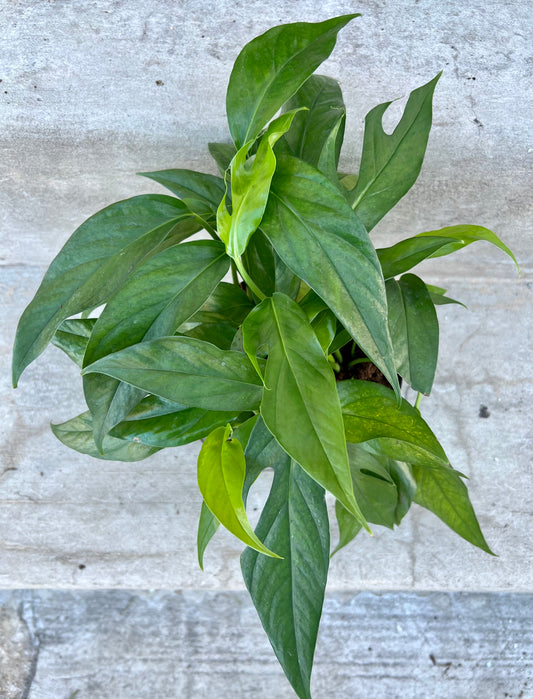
[180, 321, 238, 349]
[217, 110, 303, 260]
[197, 425, 280, 557]
[13, 194, 199, 387]
[226, 14, 359, 148]
[338, 380, 450, 469]
[426, 284, 466, 308]
[138, 169, 226, 212]
[262, 156, 399, 395]
[282, 74, 346, 181]
[332, 501, 362, 556]
[187, 282, 253, 326]
[242, 230, 301, 299]
[52, 319, 96, 367]
[348, 73, 441, 230]
[82, 240, 229, 448]
[51, 412, 159, 462]
[82, 336, 264, 412]
[378, 236, 459, 279]
[242, 292, 367, 528]
[413, 464, 494, 554]
[208, 142, 237, 176]
[241, 460, 329, 699]
[386, 273, 439, 394]
[311, 309, 337, 354]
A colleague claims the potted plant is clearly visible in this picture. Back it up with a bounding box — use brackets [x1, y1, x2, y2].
[12, 15, 517, 699]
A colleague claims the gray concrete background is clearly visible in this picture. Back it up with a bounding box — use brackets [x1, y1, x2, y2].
[1, 1, 532, 696]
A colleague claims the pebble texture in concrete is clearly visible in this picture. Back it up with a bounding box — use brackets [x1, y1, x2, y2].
[0, 589, 532, 699]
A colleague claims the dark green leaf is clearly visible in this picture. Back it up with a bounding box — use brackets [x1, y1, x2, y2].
[242, 460, 329, 699]
[413, 464, 494, 554]
[338, 380, 450, 469]
[332, 501, 362, 556]
[346, 442, 398, 528]
[82, 240, 229, 448]
[187, 282, 253, 326]
[52, 319, 96, 367]
[13, 194, 199, 387]
[386, 273, 439, 394]
[197, 425, 280, 557]
[378, 236, 459, 279]
[426, 284, 466, 308]
[208, 142, 237, 176]
[138, 169, 226, 212]
[197, 501, 220, 570]
[262, 156, 399, 395]
[242, 293, 367, 527]
[282, 74, 346, 181]
[51, 411, 159, 462]
[348, 74, 441, 230]
[227, 15, 359, 147]
[82, 336, 264, 412]
[180, 321, 239, 349]
[242, 230, 300, 299]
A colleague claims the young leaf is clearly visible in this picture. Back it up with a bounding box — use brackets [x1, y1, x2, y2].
[282, 74, 346, 181]
[217, 109, 303, 260]
[348, 73, 441, 231]
[261, 155, 400, 396]
[12, 195, 198, 387]
[386, 273, 439, 394]
[226, 15, 359, 148]
[51, 412, 160, 462]
[52, 319, 96, 367]
[82, 336, 264, 412]
[82, 240, 229, 448]
[241, 461, 329, 699]
[242, 292, 368, 528]
[338, 380, 450, 469]
[197, 425, 280, 558]
[413, 464, 494, 554]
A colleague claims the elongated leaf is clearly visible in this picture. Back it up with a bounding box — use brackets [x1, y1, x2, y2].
[13, 195, 198, 386]
[332, 501, 362, 556]
[242, 460, 329, 699]
[282, 74, 346, 181]
[262, 156, 399, 395]
[217, 110, 302, 260]
[197, 501, 220, 570]
[338, 380, 450, 469]
[242, 230, 301, 299]
[180, 321, 238, 349]
[348, 74, 440, 230]
[413, 464, 493, 554]
[51, 412, 159, 462]
[227, 15, 358, 148]
[52, 319, 96, 367]
[378, 236, 459, 279]
[386, 273, 439, 394]
[208, 142, 237, 175]
[83, 241, 229, 448]
[197, 425, 280, 557]
[426, 284, 466, 308]
[139, 169, 225, 212]
[312, 309, 337, 353]
[82, 336, 264, 412]
[187, 282, 253, 326]
[243, 293, 367, 527]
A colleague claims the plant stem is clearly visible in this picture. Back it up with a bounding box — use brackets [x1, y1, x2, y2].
[230, 260, 239, 287]
[334, 350, 343, 364]
[414, 392, 423, 411]
[348, 357, 372, 368]
[235, 256, 266, 301]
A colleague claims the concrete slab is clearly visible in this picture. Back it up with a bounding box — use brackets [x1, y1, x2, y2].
[0, 589, 531, 699]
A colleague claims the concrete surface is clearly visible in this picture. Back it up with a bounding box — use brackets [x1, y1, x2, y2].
[0, 589, 532, 699]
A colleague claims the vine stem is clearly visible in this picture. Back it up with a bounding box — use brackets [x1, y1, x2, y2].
[235, 256, 266, 301]
[414, 392, 423, 411]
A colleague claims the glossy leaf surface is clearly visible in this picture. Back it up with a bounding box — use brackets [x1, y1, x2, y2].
[82, 336, 264, 412]
[187, 282, 253, 327]
[242, 230, 300, 299]
[262, 156, 399, 394]
[226, 15, 358, 148]
[138, 169, 225, 212]
[242, 293, 367, 527]
[208, 142, 237, 175]
[332, 501, 362, 556]
[51, 412, 159, 462]
[386, 273, 439, 394]
[413, 464, 493, 554]
[348, 74, 440, 230]
[13, 194, 197, 386]
[242, 460, 329, 699]
[338, 380, 449, 469]
[197, 425, 280, 557]
[52, 319, 95, 367]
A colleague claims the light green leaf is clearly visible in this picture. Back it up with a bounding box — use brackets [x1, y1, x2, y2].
[386, 273, 439, 394]
[282, 74, 346, 182]
[413, 464, 494, 554]
[197, 425, 280, 557]
[312, 309, 337, 354]
[52, 319, 96, 367]
[242, 292, 368, 528]
[348, 74, 441, 230]
[82, 336, 264, 412]
[338, 380, 450, 469]
[82, 240, 229, 448]
[51, 411, 159, 462]
[226, 15, 359, 148]
[13, 194, 199, 387]
[217, 110, 303, 260]
[261, 156, 400, 395]
[241, 460, 329, 699]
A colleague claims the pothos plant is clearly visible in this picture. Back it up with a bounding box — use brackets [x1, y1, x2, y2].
[13, 15, 517, 699]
